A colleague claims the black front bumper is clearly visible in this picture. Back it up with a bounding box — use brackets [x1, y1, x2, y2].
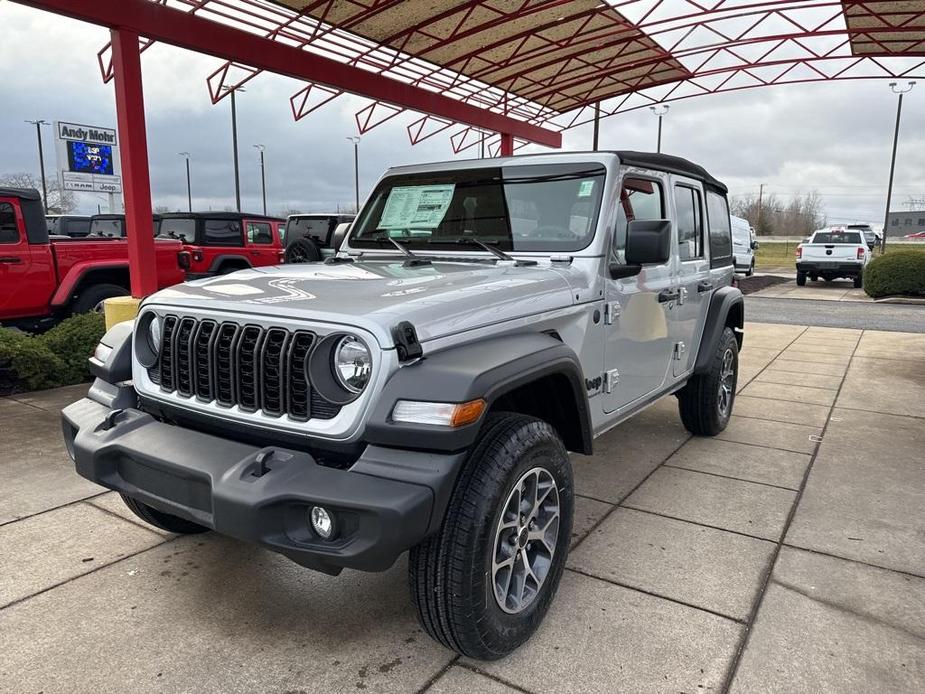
[62, 397, 465, 574]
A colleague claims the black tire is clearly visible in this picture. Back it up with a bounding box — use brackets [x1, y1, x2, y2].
[120, 494, 209, 535]
[677, 327, 738, 436]
[796, 272, 806, 287]
[71, 283, 128, 314]
[285, 237, 322, 264]
[409, 413, 573, 660]
[853, 272, 863, 289]
[745, 260, 754, 277]
[823, 276, 833, 282]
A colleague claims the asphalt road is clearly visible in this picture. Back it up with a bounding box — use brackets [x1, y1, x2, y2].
[746, 296, 925, 333]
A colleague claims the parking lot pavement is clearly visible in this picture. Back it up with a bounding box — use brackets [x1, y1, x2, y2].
[1, 322, 923, 693]
[749, 278, 872, 302]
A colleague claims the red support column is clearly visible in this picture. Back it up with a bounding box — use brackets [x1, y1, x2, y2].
[111, 28, 158, 298]
[500, 133, 514, 157]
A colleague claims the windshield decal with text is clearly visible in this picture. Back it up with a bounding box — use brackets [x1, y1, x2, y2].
[380, 184, 455, 230]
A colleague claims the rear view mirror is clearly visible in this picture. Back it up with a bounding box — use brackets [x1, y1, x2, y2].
[625, 219, 672, 265]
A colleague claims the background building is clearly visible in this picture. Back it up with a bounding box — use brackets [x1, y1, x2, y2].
[886, 210, 925, 237]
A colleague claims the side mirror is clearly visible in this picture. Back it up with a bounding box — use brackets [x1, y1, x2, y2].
[751, 241, 759, 250]
[625, 219, 672, 265]
[609, 262, 642, 279]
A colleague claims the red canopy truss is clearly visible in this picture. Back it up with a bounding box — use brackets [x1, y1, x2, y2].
[88, 0, 925, 153]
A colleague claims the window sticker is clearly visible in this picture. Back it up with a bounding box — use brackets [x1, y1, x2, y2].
[578, 180, 595, 198]
[380, 184, 456, 230]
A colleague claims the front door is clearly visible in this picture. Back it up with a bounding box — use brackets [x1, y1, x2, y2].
[603, 172, 676, 414]
[0, 199, 55, 319]
[245, 220, 275, 266]
[669, 177, 711, 377]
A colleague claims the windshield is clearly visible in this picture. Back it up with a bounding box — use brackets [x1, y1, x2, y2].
[813, 231, 862, 244]
[350, 163, 606, 253]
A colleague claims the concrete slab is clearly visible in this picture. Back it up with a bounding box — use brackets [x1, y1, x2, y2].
[780, 339, 856, 355]
[0, 396, 35, 416]
[729, 547, 925, 694]
[786, 408, 925, 576]
[837, 356, 925, 418]
[624, 467, 797, 541]
[742, 322, 805, 350]
[0, 536, 454, 694]
[569, 507, 775, 620]
[0, 502, 164, 607]
[803, 327, 863, 338]
[778, 349, 852, 365]
[739, 347, 783, 365]
[471, 571, 742, 694]
[855, 330, 925, 359]
[733, 394, 831, 428]
[427, 666, 519, 693]
[767, 358, 849, 377]
[0, 407, 102, 525]
[572, 495, 613, 547]
[755, 370, 842, 391]
[10, 383, 90, 413]
[740, 381, 837, 407]
[572, 397, 689, 504]
[665, 437, 810, 490]
[717, 415, 821, 455]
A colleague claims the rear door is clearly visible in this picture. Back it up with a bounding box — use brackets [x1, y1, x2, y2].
[0, 199, 55, 318]
[244, 219, 278, 267]
[602, 171, 676, 414]
[669, 177, 711, 378]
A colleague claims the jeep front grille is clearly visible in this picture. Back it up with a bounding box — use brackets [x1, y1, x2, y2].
[150, 316, 340, 421]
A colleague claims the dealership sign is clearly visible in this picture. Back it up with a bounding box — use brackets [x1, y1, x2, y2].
[54, 121, 122, 194]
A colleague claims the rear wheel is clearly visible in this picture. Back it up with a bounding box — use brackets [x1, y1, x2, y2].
[853, 272, 863, 289]
[120, 494, 209, 534]
[71, 283, 127, 314]
[409, 413, 573, 660]
[285, 238, 322, 264]
[796, 271, 806, 287]
[677, 327, 738, 436]
[745, 260, 754, 277]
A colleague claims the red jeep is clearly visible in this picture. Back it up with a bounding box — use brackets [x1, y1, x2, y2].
[0, 188, 187, 331]
[157, 212, 284, 278]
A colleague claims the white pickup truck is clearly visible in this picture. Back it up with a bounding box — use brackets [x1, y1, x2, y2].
[796, 228, 870, 287]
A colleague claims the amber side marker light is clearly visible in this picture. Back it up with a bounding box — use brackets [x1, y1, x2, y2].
[391, 399, 487, 427]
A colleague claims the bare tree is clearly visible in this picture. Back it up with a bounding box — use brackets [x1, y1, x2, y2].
[731, 190, 825, 237]
[0, 172, 77, 214]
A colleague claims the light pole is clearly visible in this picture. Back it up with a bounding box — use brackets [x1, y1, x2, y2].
[178, 152, 192, 212]
[222, 85, 245, 212]
[254, 144, 267, 215]
[346, 136, 360, 213]
[25, 120, 49, 213]
[648, 104, 669, 153]
[883, 81, 915, 253]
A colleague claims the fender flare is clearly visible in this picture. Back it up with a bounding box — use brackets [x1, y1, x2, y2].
[365, 332, 593, 454]
[694, 286, 744, 373]
[51, 261, 128, 307]
[208, 254, 253, 274]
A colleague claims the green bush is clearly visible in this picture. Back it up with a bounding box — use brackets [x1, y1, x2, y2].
[0, 312, 106, 394]
[864, 251, 925, 298]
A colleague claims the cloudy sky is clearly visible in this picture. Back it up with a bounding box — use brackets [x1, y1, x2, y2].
[1, 1, 924, 225]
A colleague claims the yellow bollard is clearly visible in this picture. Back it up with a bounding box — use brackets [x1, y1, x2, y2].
[103, 296, 142, 330]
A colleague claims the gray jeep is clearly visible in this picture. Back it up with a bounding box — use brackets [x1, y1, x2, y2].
[62, 151, 743, 659]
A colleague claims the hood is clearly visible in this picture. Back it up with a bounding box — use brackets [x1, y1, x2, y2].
[146, 259, 579, 347]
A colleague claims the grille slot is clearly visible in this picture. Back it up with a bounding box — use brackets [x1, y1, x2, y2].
[149, 317, 340, 421]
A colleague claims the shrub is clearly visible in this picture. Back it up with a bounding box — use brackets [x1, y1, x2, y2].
[0, 312, 106, 394]
[864, 251, 925, 298]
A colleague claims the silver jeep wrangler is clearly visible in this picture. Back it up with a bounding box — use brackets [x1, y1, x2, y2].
[63, 150, 743, 659]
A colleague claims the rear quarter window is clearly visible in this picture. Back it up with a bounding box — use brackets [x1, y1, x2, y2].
[0, 203, 19, 243]
[203, 219, 243, 246]
[706, 191, 733, 267]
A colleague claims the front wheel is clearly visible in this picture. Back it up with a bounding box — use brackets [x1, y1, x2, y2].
[796, 271, 806, 287]
[409, 413, 573, 660]
[120, 494, 209, 535]
[677, 327, 739, 436]
[72, 283, 127, 314]
[745, 260, 754, 277]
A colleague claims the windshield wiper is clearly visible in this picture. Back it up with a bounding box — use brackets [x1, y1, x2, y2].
[371, 231, 431, 266]
[448, 238, 537, 267]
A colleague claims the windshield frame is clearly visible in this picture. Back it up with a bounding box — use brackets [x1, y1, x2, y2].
[347, 162, 608, 255]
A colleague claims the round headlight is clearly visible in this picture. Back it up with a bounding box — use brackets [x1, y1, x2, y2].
[332, 335, 371, 393]
[147, 315, 162, 355]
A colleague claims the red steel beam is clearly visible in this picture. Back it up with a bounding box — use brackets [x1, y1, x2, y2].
[110, 27, 158, 298]
[13, 0, 559, 148]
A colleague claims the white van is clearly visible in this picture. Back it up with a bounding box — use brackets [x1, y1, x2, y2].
[731, 215, 756, 276]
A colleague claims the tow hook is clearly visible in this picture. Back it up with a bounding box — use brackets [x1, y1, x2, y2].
[252, 449, 275, 477]
[97, 409, 125, 432]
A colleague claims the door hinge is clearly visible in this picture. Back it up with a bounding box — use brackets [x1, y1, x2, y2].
[678, 287, 688, 305]
[604, 302, 621, 325]
[673, 341, 686, 361]
[604, 369, 620, 393]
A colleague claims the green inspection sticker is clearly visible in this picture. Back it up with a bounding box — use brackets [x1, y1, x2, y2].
[578, 180, 594, 197]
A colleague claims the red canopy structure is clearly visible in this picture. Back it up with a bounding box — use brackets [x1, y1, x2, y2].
[11, 0, 925, 295]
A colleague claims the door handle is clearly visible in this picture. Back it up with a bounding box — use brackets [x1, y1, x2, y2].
[658, 289, 680, 303]
[0, 256, 22, 264]
[697, 281, 713, 293]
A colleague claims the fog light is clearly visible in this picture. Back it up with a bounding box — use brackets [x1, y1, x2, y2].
[309, 506, 335, 539]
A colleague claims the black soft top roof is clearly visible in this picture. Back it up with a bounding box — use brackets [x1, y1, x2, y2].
[0, 187, 42, 201]
[159, 211, 284, 222]
[614, 151, 727, 194]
